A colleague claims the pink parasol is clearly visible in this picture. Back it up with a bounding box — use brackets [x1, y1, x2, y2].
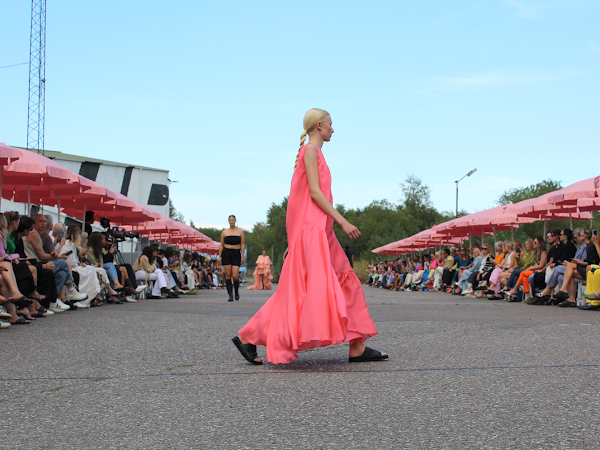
[0, 143, 22, 166]
[547, 176, 600, 205]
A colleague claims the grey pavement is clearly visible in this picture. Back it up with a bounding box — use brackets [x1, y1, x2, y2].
[2, 284, 600, 449]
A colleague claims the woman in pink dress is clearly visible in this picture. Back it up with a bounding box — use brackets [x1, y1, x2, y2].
[232, 109, 387, 365]
[246, 250, 273, 290]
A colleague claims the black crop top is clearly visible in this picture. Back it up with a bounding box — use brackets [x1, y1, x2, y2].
[224, 235, 241, 245]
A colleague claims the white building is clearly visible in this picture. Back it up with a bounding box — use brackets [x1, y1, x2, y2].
[3, 148, 171, 263]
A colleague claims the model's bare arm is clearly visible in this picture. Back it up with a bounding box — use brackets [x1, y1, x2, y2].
[304, 145, 360, 239]
[218, 231, 224, 261]
[240, 230, 245, 264]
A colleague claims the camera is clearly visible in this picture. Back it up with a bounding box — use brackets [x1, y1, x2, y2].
[100, 218, 140, 243]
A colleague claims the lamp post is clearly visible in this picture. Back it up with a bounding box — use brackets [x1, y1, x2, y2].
[455, 168, 477, 217]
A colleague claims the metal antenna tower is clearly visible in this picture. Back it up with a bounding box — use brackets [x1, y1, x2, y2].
[27, 0, 47, 155]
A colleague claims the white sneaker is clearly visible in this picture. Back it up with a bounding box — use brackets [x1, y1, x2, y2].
[0, 319, 11, 328]
[125, 296, 138, 303]
[0, 305, 11, 319]
[74, 299, 91, 308]
[44, 309, 55, 315]
[134, 285, 147, 293]
[462, 289, 473, 296]
[66, 285, 88, 301]
[49, 300, 70, 312]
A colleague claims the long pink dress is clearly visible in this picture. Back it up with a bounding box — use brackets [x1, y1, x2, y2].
[239, 144, 378, 364]
[246, 255, 273, 290]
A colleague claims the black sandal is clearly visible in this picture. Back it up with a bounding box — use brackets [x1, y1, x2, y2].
[349, 346, 389, 363]
[17, 309, 35, 321]
[29, 292, 46, 302]
[12, 296, 33, 308]
[487, 295, 502, 300]
[231, 336, 262, 365]
[10, 317, 30, 325]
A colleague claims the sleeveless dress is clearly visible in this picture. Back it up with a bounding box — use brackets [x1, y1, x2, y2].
[238, 144, 378, 364]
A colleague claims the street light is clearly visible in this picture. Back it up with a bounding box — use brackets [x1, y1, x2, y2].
[455, 168, 477, 217]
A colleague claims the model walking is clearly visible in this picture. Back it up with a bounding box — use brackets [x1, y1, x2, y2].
[246, 250, 273, 290]
[219, 215, 244, 302]
[232, 108, 387, 364]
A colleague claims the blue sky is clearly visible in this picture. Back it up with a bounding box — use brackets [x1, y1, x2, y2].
[1, 1, 599, 230]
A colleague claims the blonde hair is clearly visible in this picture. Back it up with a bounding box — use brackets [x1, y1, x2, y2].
[65, 224, 82, 248]
[294, 108, 330, 170]
[0, 215, 7, 244]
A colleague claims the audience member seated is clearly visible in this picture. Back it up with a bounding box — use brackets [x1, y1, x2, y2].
[52, 221, 65, 251]
[25, 214, 87, 312]
[537, 229, 577, 303]
[487, 242, 515, 299]
[3, 212, 47, 316]
[499, 239, 534, 301]
[456, 247, 483, 295]
[134, 246, 169, 298]
[58, 225, 105, 308]
[528, 230, 561, 304]
[554, 228, 599, 307]
[463, 244, 495, 297]
[86, 232, 127, 304]
[505, 237, 547, 302]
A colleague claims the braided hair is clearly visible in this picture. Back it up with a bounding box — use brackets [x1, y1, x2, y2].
[294, 108, 329, 170]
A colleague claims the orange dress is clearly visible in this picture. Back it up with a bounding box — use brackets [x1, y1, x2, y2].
[246, 255, 273, 290]
[238, 144, 378, 364]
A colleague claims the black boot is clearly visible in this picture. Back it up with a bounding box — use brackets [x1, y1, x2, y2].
[226, 279, 234, 302]
[234, 280, 240, 301]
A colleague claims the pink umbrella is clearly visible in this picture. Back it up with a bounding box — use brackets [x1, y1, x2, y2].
[0, 143, 22, 166]
[2, 149, 95, 214]
[0, 143, 22, 211]
[547, 176, 600, 205]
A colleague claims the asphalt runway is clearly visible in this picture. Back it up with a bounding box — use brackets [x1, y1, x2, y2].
[2, 284, 600, 449]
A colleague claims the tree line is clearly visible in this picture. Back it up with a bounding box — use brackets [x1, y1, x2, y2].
[179, 176, 597, 279]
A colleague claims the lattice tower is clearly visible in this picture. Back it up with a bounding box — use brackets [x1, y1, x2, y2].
[27, 0, 47, 155]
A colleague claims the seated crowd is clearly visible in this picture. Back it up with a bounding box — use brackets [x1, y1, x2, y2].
[0, 212, 219, 329]
[366, 227, 600, 310]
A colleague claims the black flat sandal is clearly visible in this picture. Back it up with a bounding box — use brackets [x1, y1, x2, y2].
[349, 346, 389, 363]
[232, 336, 262, 365]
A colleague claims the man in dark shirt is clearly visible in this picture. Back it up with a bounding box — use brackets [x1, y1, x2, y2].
[555, 229, 577, 264]
[539, 229, 578, 300]
[546, 229, 561, 267]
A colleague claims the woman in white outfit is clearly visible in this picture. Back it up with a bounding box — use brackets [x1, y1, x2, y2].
[134, 246, 168, 298]
[58, 225, 102, 308]
[182, 251, 197, 289]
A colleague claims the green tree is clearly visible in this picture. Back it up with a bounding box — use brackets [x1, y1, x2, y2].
[493, 179, 589, 242]
[399, 174, 443, 229]
[169, 199, 185, 223]
[496, 179, 563, 206]
[189, 222, 223, 242]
